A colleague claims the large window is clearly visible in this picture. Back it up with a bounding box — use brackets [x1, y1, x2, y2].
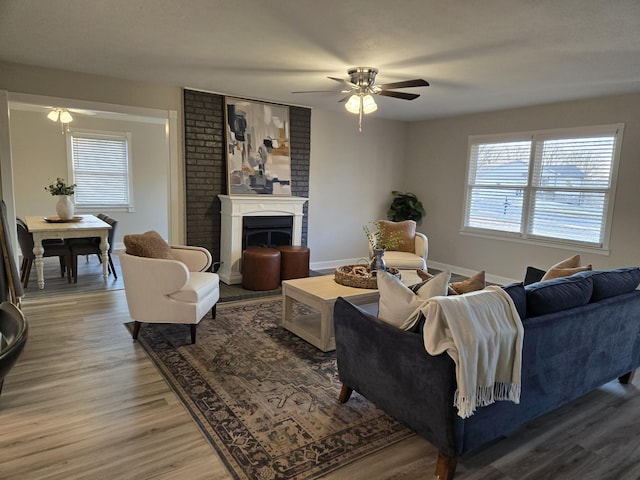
[67, 130, 133, 211]
[463, 124, 624, 250]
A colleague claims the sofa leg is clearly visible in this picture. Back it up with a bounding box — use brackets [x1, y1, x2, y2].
[619, 370, 636, 384]
[435, 451, 457, 480]
[211, 304, 217, 319]
[338, 384, 353, 403]
[132, 321, 141, 340]
[190, 324, 197, 344]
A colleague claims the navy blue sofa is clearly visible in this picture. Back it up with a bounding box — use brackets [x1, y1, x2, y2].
[334, 267, 640, 480]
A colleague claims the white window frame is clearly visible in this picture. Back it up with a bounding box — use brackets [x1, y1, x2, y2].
[461, 124, 624, 253]
[66, 129, 134, 212]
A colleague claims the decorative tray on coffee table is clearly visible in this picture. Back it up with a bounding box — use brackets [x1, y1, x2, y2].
[43, 215, 83, 223]
[334, 264, 401, 289]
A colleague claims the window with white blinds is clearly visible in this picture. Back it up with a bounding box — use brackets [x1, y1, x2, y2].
[463, 124, 623, 250]
[68, 130, 133, 210]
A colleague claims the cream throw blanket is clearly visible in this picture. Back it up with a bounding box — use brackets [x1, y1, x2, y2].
[421, 286, 524, 418]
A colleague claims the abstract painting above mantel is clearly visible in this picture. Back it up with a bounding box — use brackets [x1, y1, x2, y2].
[225, 97, 291, 196]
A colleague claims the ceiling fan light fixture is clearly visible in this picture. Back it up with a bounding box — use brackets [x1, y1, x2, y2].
[47, 110, 60, 122]
[344, 95, 361, 114]
[361, 94, 377, 114]
[47, 108, 74, 134]
[59, 110, 73, 124]
[344, 94, 377, 115]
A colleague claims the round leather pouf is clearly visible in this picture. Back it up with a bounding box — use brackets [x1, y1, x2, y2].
[242, 247, 281, 291]
[277, 245, 310, 281]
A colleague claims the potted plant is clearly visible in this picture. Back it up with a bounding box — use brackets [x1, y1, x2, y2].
[45, 177, 76, 220]
[387, 190, 425, 223]
[363, 221, 402, 271]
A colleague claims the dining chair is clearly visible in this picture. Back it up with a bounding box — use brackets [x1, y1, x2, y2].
[69, 216, 118, 282]
[16, 219, 73, 287]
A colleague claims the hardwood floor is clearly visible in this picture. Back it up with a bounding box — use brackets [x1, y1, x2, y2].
[1, 263, 639, 479]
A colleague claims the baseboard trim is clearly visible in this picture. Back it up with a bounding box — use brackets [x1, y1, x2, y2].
[310, 257, 370, 272]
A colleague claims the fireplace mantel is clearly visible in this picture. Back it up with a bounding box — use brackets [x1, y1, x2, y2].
[218, 195, 308, 284]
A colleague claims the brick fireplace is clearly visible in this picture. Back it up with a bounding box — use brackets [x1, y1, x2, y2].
[183, 89, 310, 266]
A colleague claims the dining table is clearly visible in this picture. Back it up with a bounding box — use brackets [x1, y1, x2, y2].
[25, 214, 111, 289]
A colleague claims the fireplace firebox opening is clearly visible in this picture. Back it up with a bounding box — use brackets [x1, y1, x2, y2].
[242, 216, 293, 250]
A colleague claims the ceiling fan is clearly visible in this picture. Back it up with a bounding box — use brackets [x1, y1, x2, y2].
[45, 106, 96, 133]
[293, 67, 429, 131]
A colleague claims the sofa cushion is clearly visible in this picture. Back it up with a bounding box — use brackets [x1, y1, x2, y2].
[525, 275, 593, 317]
[541, 254, 592, 281]
[169, 271, 219, 303]
[573, 267, 640, 302]
[124, 231, 175, 260]
[501, 282, 527, 320]
[383, 250, 426, 269]
[378, 269, 450, 330]
[378, 220, 416, 253]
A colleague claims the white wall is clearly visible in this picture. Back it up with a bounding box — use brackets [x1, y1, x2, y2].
[10, 109, 169, 247]
[307, 109, 408, 269]
[405, 93, 640, 281]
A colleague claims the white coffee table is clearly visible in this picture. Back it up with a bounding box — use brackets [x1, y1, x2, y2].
[281, 275, 381, 352]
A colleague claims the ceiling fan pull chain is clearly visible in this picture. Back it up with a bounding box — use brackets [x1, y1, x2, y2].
[359, 96, 364, 132]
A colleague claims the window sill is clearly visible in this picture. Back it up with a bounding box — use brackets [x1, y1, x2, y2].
[459, 230, 611, 256]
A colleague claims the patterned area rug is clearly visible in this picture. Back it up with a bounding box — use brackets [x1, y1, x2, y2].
[128, 298, 414, 480]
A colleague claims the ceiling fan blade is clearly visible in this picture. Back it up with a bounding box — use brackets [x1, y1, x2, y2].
[377, 79, 430, 89]
[291, 90, 346, 94]
[69, 108, 96, 115]
[377, 90, 420, 100]
[337, 95, 351, 103]
[328, 76, 357, 88]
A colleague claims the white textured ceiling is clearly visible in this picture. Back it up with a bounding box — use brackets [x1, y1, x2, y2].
[1, 0, 640, 121]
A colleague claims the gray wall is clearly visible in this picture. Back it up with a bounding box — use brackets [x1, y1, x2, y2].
[405, 93, 640, 281]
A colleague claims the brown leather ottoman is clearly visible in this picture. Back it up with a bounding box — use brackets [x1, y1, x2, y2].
[242, 247, 281, 291]
[277, 245, 310, 281]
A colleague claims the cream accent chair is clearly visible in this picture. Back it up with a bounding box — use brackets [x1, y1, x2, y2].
[368, 231, 429, 270]
[120, 245, 220, 344]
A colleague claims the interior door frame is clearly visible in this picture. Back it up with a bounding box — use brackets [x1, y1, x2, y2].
[0, 91, 182, 246]
[0, 90, 18, 266]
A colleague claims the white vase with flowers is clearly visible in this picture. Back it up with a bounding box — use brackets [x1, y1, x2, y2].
[45, 177, 76, 220]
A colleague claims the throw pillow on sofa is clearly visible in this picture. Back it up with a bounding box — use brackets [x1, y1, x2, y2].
[541, 254, 592, 281]
[450, 271, 486, 294]
[417, 269, 485, 295]
[377, 269, 450, 330]
[524, 266, 546, 285]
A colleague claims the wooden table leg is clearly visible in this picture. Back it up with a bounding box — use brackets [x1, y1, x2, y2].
[320, 300, 333, 351]
[100, 233, 109, 281]
[32, 236, 45, 289]
[282, 289, 294, 331]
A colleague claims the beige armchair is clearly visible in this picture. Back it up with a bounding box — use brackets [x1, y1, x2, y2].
[368, 220, 428, 270]
[120, 244, 220, 344]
